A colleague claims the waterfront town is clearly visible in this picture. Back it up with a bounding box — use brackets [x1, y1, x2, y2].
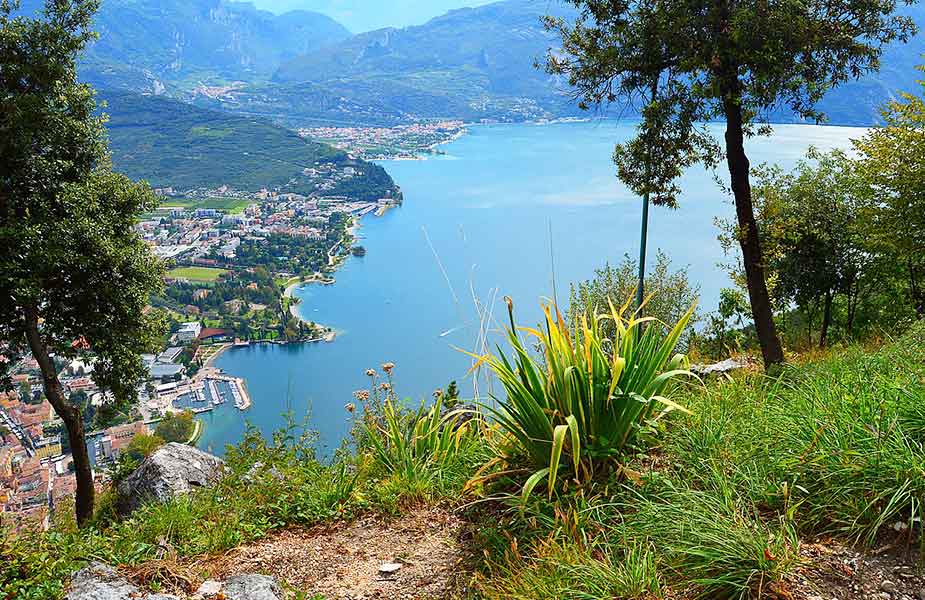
[1, 165, 401, 531]
[299, 121, 466, 160]
[0, 324, 253, 531]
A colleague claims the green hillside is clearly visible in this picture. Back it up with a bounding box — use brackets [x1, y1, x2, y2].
[100, 91, 396, 197]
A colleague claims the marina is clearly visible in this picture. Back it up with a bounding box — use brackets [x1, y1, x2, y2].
[153, 368, 252, 416]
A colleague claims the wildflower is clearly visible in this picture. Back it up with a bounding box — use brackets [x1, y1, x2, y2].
[353, 390, 370, 402]
[345, 402, 356, 414]
[379, 382, 391, 391]
[433, 389, 444, 399]
[382, 362, 395, 374]
[365, 369, 377, 377]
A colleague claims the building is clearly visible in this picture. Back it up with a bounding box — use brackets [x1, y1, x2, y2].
[177, 322, 202, 343]
[97, 421, 150, 463]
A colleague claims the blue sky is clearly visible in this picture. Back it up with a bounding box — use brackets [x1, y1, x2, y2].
[249, 0, 497, 32]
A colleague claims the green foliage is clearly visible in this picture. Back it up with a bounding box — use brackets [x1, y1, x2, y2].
[154, 411, 195, 444]
[476, 321, 925, 599]
[100, 90, 397, 199]
[352, 366, 487, 504]
[568, 250, 701, 347]
[0, 0, 166, 401]
[0, 425, 358, 600]
[363, 394, 479, 501]
[545, 0, 916, 368]
[854, 73, 925, 318]
[475, 298, 695, 500]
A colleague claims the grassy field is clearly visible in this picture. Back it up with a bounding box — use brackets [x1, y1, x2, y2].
[167, 266, 228, 282]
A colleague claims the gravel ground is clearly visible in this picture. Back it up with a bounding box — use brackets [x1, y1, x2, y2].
[198, 507, 469, 599]
[781, 537, 925, 600]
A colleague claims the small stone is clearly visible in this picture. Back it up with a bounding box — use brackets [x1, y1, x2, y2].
[195, 580, 223, 597]
[916, 589, 925, 600]
[883, 580, 898, 593]
[378, 562, 402, 575]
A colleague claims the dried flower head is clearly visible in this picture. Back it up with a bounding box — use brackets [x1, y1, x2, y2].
[379, 382, 391, 391]
[345, 403, 356, 413]
[382, 362, 395, 374]
[433, 389, 444, 399]
[353, 390, 370, 402]
[365, 369, 377, 377]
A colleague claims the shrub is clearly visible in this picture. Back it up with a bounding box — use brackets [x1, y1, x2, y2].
[569, 250, 701, 348]
[473, 297, 696, 500]
[154, 410, 195, 443]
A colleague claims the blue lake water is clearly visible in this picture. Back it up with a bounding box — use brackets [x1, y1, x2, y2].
[198, 120, 864, 456]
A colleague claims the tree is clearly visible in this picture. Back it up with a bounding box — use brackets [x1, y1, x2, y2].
[155, 410, 195, 443]
[728, 150, 873, 347]
[0, 0, 164, 526]
[124, 433, 165, 462]
[854, 73, 925, 319]
[545, 0, 915, 368]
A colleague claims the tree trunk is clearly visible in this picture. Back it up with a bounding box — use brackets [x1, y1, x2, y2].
[910, 263, 925, 319]
[819, 290, 833, 349]
[722, 94, 786, 368]
[23, 305, 95, 526]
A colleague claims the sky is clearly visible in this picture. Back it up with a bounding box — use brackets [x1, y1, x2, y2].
[248, 0, 498, 32]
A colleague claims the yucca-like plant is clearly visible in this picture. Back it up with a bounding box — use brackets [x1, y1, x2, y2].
[474, 297, 696, 500]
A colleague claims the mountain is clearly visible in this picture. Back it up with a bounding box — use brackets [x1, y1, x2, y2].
[248, 0, 498, 33]
[270, 0, 580, 122]
[100, 91, 396, 198]
[24, 0, 925, 126]
[18, 0, 351, 94]
[256, 0, 924, 127]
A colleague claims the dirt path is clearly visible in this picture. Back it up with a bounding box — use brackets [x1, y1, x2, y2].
[198, 507, 469, 599]
[783, 538, 925, 600]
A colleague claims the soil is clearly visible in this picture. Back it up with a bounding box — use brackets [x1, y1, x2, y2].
[195, 507, 470, 599]
[780, 537, 925, 600]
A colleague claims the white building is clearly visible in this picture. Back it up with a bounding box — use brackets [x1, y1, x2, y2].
[177, 321, 202, 343]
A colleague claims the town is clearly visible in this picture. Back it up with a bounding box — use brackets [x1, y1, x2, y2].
[1, 166, 402, 531]
[0, 327, 250, 531]
[300, 121, 467, 160]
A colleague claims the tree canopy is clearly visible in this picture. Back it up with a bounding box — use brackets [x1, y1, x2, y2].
[0, 0, 164, 525]
[545, 0, 915, 367]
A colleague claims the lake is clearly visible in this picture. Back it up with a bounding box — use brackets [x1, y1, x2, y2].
[197, 120, 864, 456]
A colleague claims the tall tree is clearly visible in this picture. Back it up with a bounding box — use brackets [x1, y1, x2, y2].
[736, 150, 873, 347]
[854, 74, 925, 319]
[544, 0, 915, 368]
[0, 0, 164, 526]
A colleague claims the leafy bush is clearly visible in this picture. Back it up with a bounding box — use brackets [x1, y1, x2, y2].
[474, 297, 696, 499]
[569, 250, 701, 348]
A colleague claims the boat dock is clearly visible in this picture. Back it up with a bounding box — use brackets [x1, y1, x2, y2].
[159, 369, 252, 413]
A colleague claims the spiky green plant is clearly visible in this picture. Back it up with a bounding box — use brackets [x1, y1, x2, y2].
[474, 297, 696, 499]
[364, 394, 476, 493]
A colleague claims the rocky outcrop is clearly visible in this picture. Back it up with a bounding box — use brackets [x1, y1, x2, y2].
[67, 563, 179, 600]
[220, 575, 283, 600]
[116, 442, 225, 516]
[691, 358, 749, 376]
[67, 563, 282, 600]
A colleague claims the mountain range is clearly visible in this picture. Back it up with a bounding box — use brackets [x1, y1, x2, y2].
[20, 0, 350, 94]
[28, 0, 925, 127]
[248, 0, 498, 33]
